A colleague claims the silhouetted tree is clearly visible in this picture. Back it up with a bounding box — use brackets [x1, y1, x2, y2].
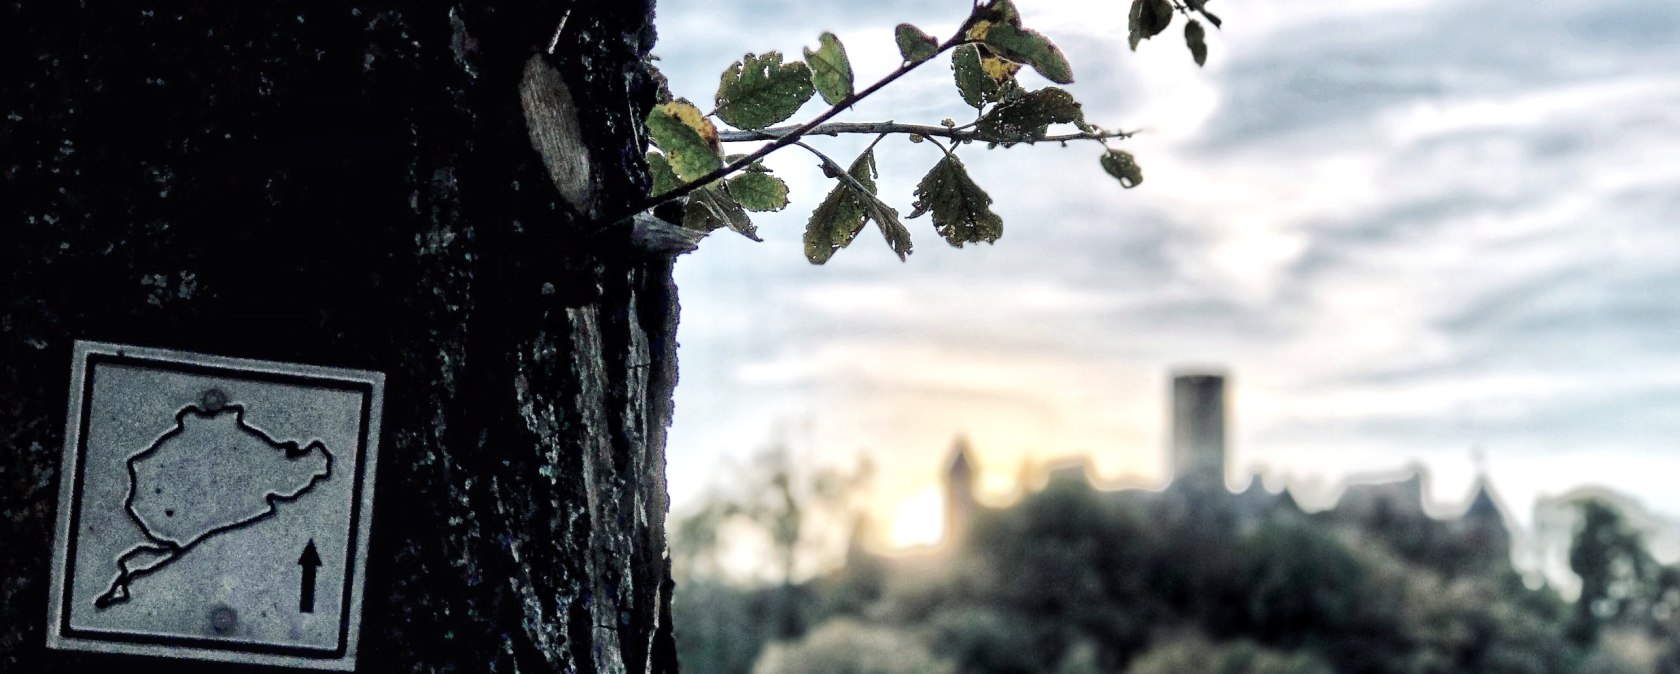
[1571, 499, 1659, 645]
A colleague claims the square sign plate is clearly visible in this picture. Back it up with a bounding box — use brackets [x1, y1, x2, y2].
[46, 341, 384, 671]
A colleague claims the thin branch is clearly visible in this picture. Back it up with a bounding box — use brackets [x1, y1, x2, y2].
[622, 36, 975, 218]
[792, 141, 876, 198]
[718, 121, 1136, 145]
[920, 134, 955, 158]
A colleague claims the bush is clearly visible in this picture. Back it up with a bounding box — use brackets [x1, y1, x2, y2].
[751, 619, 954, 674]
[1130, 635, 1333, 674]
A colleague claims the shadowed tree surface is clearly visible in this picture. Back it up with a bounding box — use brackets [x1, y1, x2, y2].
[0, 1, 680, 672]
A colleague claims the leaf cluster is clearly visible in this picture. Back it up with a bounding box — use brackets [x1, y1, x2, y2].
[641, 0, 1205, 264]
[1128, 0, 1223, 66]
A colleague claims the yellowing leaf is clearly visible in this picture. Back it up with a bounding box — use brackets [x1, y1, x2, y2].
[910, 155, 1003, 247]
[804, 32, 854, 106]
[1100, 149, 1143, 188]
[645, 99, 722, 182]
[714, 52, 816, 131]
[978, 23, 1073, 84]
[728, 172, 791, 212]
[952, 44, 1016, 109]
[980, 49, 1023, 84]
[895, 23, 939, 63]
[974, 0, 1022, 26]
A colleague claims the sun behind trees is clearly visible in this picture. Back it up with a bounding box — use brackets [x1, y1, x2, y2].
[638, 0, 1219, 263]
[674, 463, 1680, 674]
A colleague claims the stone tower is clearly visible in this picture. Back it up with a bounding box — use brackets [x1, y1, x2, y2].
[1172, 371, 1228, 486]
[945, 436, 978, 544]
[1455, 477, 1512, 572]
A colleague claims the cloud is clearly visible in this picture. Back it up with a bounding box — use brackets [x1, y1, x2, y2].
[657, 0, 1680, 532]
[1195, 0, 1680, 149]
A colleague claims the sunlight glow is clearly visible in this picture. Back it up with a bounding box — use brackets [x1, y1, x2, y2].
[886, 487, 945, 550]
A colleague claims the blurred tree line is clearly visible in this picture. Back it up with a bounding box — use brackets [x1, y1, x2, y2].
[671, 451, 1680, 674]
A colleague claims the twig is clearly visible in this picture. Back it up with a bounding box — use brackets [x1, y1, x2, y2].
[792, 141, 875, 197]
[920, 134, 956, 158]
[718, 121, 1136, 145]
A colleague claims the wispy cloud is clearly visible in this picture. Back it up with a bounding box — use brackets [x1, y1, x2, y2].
[658, 0, 1680, 527]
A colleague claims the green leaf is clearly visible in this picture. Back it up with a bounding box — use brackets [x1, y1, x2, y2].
[803, 32, 854, 106]
[728, 172, 790, 212]
[684, 184, 761, 240]
[646, 151, 681, 196]
[724, 154, 774, 172]
[1184, 20, 1208, 66]
[910, 155, 1003, 247]
[1128, 0, 1174, 50]
[860, 191, 913, 261]
[804, 152, 875, 264]
[977, 23, 1074, 84]
[976, 87, 1085, 143]
[803, 190, 863, 264]
[645, 99, 722, 182]
[714, 52, 816, 131]
[803, 149, 912, 263]
[952, 44, 1016, 109]
[895, 24, 939, 63]
[1100, 149, 1143, 188]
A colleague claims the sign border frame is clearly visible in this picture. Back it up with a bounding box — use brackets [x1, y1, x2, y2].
[45, 340, 385, 672]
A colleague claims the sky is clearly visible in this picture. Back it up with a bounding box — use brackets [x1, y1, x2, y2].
[652, 0, 1680, 552]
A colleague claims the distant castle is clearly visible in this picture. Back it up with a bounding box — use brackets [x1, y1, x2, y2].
[937, 370, 1512, 571]
[1171, 372, 1227, 487]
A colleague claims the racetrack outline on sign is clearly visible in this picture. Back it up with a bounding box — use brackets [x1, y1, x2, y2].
[94, 404, 333, 609]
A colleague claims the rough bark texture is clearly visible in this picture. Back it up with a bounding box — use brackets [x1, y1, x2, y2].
[1, 1, 680, 672]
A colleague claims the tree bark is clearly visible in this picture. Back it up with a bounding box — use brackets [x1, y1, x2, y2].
[1, 1, 679, 672]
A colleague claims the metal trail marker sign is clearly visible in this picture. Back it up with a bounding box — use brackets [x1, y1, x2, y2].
[46, 341, 385, 671]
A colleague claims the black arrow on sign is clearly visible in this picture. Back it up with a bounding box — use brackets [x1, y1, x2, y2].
[298, 539, 321, 613]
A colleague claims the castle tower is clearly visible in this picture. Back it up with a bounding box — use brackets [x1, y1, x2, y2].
[1171, 371, 1227, 487]
[944, 436, 978, 544]
[1458, 476, 1512, 569]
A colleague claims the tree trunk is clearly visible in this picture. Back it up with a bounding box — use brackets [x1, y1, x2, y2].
[1, 1, 679, 672]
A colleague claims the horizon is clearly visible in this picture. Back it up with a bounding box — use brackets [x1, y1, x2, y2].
[656, 0, 1680, 574]
[678, 389, 1680, 594]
